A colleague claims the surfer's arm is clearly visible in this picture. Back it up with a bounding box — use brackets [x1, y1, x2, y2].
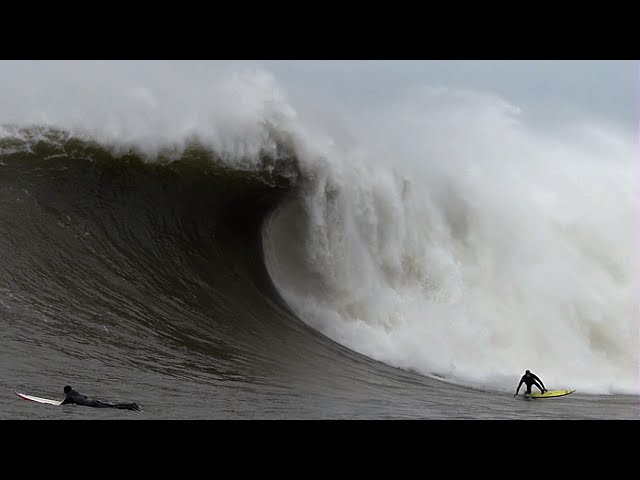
[514, 379, 524, 396]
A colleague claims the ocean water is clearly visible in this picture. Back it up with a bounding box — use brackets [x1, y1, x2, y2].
[0, 61, 637, 419]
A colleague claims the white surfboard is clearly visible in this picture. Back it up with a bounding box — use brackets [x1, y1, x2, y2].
[14, 391, 62, 406]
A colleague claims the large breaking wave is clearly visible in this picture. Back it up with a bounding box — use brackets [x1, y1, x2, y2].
[1, 61, 636, 395]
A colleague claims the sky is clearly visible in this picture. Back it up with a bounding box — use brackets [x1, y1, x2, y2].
[0, 60, 636, 130]
[253, 60, 638, 131]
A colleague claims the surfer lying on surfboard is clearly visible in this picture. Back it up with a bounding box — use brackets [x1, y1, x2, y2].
[513, 370, 547, 397]
[62, 385, 140, 411]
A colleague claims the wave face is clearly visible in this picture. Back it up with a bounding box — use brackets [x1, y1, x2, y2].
[0, 62, 637, 420]
[0, 128, 301, 377]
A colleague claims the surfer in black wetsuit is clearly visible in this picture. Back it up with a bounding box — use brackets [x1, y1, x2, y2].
[513, 370, 547, 396]
[61, 386, 141, 411]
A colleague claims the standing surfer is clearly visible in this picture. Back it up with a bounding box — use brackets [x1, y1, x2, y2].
[514, 370, 547, 396]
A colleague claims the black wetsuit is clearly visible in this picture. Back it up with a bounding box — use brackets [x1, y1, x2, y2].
[61, 388, 140, 411]
[515, 372, 546, 395]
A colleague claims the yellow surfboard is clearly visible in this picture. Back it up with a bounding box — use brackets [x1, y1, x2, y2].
[527, 389, 575, 399]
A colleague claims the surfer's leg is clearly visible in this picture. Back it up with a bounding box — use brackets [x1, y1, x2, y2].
[114, 402, 140, 411]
